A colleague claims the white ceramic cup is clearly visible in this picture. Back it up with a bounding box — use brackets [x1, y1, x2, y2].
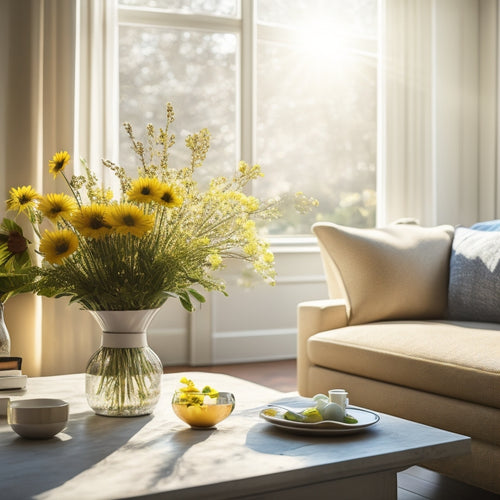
[328, 389, 348, 411]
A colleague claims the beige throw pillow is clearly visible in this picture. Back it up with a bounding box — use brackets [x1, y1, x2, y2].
[313, 222, 454, 325]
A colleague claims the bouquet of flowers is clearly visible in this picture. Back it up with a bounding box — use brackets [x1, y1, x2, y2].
[4, 103, 317, 312]
[3, 103, 317, 415]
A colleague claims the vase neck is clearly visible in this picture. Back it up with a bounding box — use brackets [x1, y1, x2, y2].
[89, 309, 160, 334]
[101, 332, 147, 348]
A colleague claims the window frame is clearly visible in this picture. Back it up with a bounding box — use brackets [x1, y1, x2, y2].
[117, 1, 379, 247]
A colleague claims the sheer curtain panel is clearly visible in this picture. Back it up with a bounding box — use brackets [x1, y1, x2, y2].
[0, 0, 111, 376]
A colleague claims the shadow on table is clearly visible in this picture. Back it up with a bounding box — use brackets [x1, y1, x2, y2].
[244, 397, 382, 459]
[139, 425, 217, 491]
[1, 410, 151, 498]
[1, 409, 217, 499]
[245, 420, 374, 456]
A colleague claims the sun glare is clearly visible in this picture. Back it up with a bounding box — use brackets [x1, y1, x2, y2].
[296, 21, 350, 71]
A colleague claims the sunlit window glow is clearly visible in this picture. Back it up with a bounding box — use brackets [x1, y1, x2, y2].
[295, 22, 351, 72]
[118, 0, 379, 233]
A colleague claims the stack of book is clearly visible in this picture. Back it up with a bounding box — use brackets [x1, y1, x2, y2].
[0, 357, 27, 390]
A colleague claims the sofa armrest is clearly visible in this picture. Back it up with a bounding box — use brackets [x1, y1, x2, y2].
[297, 299, 348, 395]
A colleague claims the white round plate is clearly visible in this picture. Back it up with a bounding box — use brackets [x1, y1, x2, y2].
[259, 406, 380, 436]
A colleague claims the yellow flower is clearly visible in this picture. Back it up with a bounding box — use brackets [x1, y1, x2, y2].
[39, 229, 78, 265]
[157, 182, 183, 208]
[179, 377, 201, 393]
[38, 193, 78, 222]
[6, 186, 40, 213]
[207, 253, 222, 269]
[242, 220, 257, 239]
[243, 195, 259, 212]
[106, 204, 154, 237]
[127, 177, 163, 203]
[94, 187, 114, 202]
[177, 378, 219, 405]
[238, 161, 263, 179]
[262, 250, 274, 263]
[244, 241, 258, 256]
[71, 204, 111, 239]
[48, 151, 71, 178]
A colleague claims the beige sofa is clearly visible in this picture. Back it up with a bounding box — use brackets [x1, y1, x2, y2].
[297, 221, 500, 494]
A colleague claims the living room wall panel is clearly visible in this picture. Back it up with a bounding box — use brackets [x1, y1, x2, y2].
[210, 248, 328, 364]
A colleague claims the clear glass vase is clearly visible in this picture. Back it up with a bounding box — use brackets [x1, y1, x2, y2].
[85, 309, 163, 417]
[0, 302, 11, 356]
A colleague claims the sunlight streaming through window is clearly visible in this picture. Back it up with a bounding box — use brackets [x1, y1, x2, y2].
[118, 0, 378, 234]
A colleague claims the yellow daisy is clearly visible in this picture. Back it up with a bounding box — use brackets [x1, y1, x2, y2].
[39, 229, 78, 265]
[38, 193, 78, 222]
[71, 204, 111, 239]
[157, 182, 183, 208]
[95, 187, 114, 202]
[6, 185, 40, 213]
[127, 177, 163, 203]
[106, 204, 154, 237]
[48, 151, 71, 178]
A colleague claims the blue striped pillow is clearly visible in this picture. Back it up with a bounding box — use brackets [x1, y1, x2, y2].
[448, 226, 500, 322]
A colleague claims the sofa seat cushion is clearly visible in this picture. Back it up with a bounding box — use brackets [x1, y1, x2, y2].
[307, 320, 500, 409]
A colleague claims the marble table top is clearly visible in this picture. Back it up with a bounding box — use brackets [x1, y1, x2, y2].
[0, 372, 470, 499]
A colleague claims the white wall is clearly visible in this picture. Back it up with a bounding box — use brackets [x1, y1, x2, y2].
[146, 244, 328, 367]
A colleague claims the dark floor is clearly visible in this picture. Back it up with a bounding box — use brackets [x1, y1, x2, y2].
[164, 359, 498, 500]
[164, 358, 297, 392]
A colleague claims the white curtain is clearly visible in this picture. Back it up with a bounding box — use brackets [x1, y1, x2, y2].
[378, 0, 433, 226]
[378, 0, 497, 227]
[0, 0, 116, 376]
[478, 0, 500, 219]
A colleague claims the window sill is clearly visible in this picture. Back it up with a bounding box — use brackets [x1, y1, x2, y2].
[268, 236, 319, 254]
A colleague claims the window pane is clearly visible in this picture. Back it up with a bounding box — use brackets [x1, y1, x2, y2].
[256, 39, 377, 234]
[257, 0, 377, 38]
[119, 0, 239, 17]
[118, 1, 378, 235]
[119, 25, 238, 183]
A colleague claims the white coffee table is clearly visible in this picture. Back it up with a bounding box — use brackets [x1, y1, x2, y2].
[0, 372, 470, 499]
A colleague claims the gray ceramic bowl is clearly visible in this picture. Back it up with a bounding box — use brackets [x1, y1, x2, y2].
[7, 398, 69, 439]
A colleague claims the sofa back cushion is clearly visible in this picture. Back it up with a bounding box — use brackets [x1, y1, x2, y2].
[448, 225, 500, 322]
[313, 222, 454, 325]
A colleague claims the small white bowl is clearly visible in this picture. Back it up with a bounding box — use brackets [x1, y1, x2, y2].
[7, 398, 69, 439]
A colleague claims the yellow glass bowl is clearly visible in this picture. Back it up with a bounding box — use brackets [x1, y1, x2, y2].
[172, 391, 235, 428]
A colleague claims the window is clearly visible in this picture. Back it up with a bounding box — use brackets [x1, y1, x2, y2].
[118, 0, 378, 235]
